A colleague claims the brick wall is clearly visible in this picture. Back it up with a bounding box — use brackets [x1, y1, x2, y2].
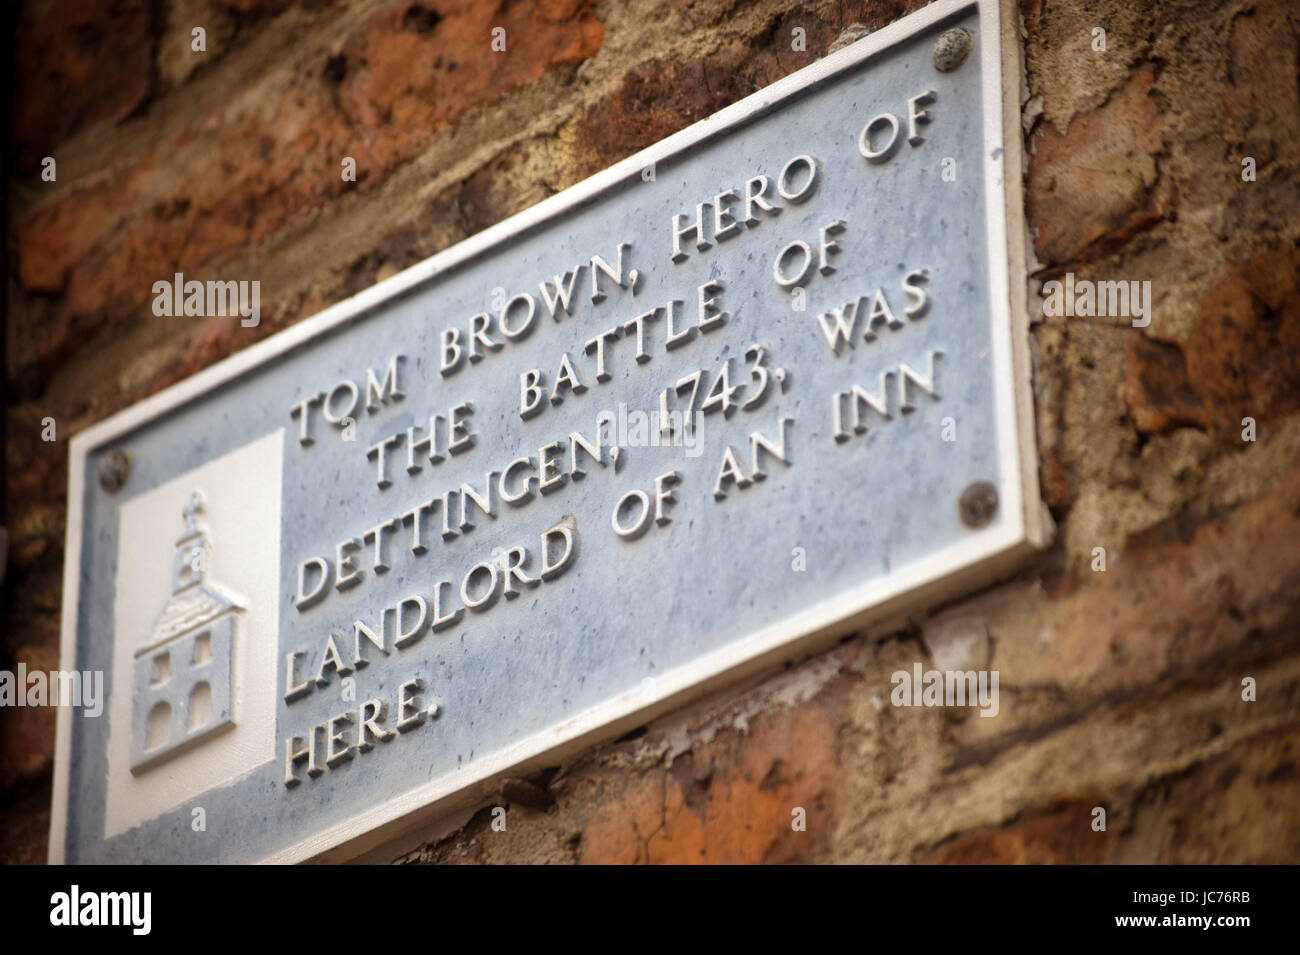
[4, 0, 1298, 863]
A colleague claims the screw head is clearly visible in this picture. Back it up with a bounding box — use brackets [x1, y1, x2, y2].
[933, 27, 972, 72]
[958, 481, 998, 528]
[98, 449, 131, 492]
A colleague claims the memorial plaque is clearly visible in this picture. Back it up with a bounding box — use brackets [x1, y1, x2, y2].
[51, 0, 1043, 863]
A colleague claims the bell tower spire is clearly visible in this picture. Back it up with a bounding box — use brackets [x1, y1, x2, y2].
[172, 491, 212, 593]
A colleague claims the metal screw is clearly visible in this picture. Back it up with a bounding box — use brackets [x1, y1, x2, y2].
[98, 449, 131, 492]
[958, 481, 998, 528]
[933, 27, 972, 72]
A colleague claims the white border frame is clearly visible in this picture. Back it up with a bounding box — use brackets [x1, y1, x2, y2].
[50, 0, 1042, 864]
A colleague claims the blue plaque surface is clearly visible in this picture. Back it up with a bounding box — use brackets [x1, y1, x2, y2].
[52, 0, 1042, 863]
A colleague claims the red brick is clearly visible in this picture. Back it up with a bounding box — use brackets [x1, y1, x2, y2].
[0, 645, 61, 791]
[14, 0, 604, 383]
[579, 702, 842, 864]
[1027, 68, 1175, 266]
[571, 2, 915, 179]
[10, 0, 156, 173]
[1040, 465, 1300, 699]
[1222, 0, 1300, 170]
[1124, 245, 1300, 439]
[217, 0, 295, 13]
[1041, 448, 1072, 519]
[916, 798, 1105, 864]
[1124, 727, 1300, 864]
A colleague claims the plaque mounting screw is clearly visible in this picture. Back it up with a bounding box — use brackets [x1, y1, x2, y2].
[933, 27, 972, 72]
[958, 481, 998, 528]
[98, 449, 131, 493]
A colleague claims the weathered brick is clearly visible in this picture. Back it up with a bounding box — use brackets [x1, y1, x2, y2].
[571, 2, 914, 179]
[1027, 68, 1175, 267]
[916, 798, 1105, 864]
[1117, 726, 1300, 865]
[0, 779, 52, 864]
[3, 406, 67, 678]
[0, 644, 62, 790]
[979, 464, 1300, 750]
[11, 0, 156, 173]
[1124, 245, 1300, 439]
[14, 0, 604, 384]
[1041, 448, 1072, 519]
[578, 702, 841, 864]
[1222, 0, 1300, 171]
